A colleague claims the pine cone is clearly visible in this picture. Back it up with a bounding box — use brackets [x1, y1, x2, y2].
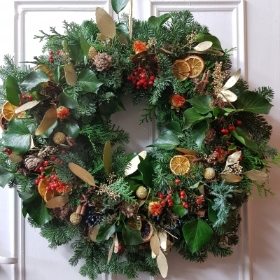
[121, 201, 139, 218]
[93, 52, 112, 71]
[24, 155, 43, 171]
[204, 128, 216, 143]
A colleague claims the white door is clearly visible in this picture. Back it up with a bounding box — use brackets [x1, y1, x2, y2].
[1, 1, 280, 280]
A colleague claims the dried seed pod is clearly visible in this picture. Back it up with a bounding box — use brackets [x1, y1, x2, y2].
[24, 155, 43, 171]
[53, 132, 66, 144]
[70, 212, 82, 225]
[204, 167, 216, 180]
[136, 186, 148, 199]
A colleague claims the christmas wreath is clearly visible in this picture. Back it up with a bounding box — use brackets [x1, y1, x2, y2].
[0, 1, 279, 279]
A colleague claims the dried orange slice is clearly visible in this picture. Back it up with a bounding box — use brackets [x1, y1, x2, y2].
[184, 55, 205, 78]
[172, 59, 191, 81]
[170, 155, 191, 175]
[38, 178, 55, 202]
[1, 101, 26, 121]
[44, 190, 56, 202]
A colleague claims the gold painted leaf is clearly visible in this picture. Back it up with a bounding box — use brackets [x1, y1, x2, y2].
[15, 100, 40, 114]
[96, 7, 116, 39]
[225, 151, 241, 166]
[175, 147, 198, 156]
[68, 162, 95, 186]
[107, 237, 115, 263]
[244, 170, 268, 184]
[219, 89, 237, 102]
[150, 233, 160, 257]
[35, 108, 57, 135]
[222, 68, 241, 89]
[194, 41, 213, 51]
[158, 230, 167, 251]
[103, 141, 112, 174]
[89, 225, 100, 242]
[157, 249, 168, 278]
[46, 195, 69, 209]
[124, 150, 147, 176]
[65, 63, 77, 86]
[198, 185, 205, 196]
[220, 173, 242, 183]
[118, 34, 128, 46]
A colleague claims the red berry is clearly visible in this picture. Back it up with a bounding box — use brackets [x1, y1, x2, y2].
[166, 195, 171, 200]
[27, 95, 33, 101]
[39, 166, 45, 172]
[168, 202, 173, 207]
[221, 128, 228, 134]
[196, 198, 203, 205]
[19, 101, 23, 106]
[148, 81, 153, 85]
[55, 51, 60, 55]
[236, 120, 242, 125]
[183, 202, 189, 209]
[49, 58, 54, 63]
[7, 149, 13, 155]
[174, 179, 181, 185]
[158, 192, 164, 199]
[61, 150, 66, 154]
[160, 200, 166, 207]
[43, 161, 49, 166]
[180, 190, 186, 196]
[21, 93, 26, 99]
[168, 190, 173, 194]
[35, 179, 40, 184]
[49, 50, 53, 55]
[3, 148, 9, 153]
[50, 156, 56, 161]
[150, 75, 155, 81]
[228, 125, 235, 131]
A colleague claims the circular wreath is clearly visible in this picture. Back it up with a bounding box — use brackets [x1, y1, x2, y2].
[0, 3, 278, 280]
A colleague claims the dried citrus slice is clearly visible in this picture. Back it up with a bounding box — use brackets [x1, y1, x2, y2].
[172, 59, 191, 81]
[44, 190, 56, 202]
[1, 101, 25, 121]
[170, 155, 191, 175]
[38, 178, 56, 202]
[184, 55, 205, 78]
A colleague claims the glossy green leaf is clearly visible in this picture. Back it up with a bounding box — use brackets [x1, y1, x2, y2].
[0, 167, 14, 187]
[53, 66, 61, 83]
[213, 107, 225, 118]
[231, 127, 258, 152]
[5, 76, 21, 106]
[171, 205, 188, 218]
[172, 191, 181, 205]
[22, 193, 52, 225]
[68, 43, 84, 63]
[138, 156, 153, 187]
[59, 91, 78, 109]
[98, 96, 125, 117]
[188, 95, 213, 114]
[148, 131, 179, 150]
[96, 223, 116, 242]
[63, 120, 80, 139]
[77, 69, 103, 93]
[112, 0, 129, 14]
[208, 200, 218, 223]
[164, 121, 183, 137]
[116, 23, 129, 36]
[182, 219, 213, 253]
[191, 120, 209, 148]
[2, 119, 31, 154]
[148, 13, 170, 28]
[196, 33, 222, 50]
[236, 91, 273, 114]
[184, 108, 212, 129]
[122, 224, 143, 245]
[80, 34, 90, 56]
[21, 70, 49, 90]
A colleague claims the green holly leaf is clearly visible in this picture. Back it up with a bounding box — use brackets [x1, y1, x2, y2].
[63, 120, 80, 139]
[22, 193, 52, 225]
[188, 95, 214, 114]
[122, 224, 143, 245]
[0, 167, 14, 187]
[53, 66, 61, 84]
[2, 119, 31, 154]
[5, 76, 21, 106]
[163, 121, 183, 137]
[191, 120, 209, 148]
[21, 70, 49, 91]
[171, 205, 188, 218]
[68, 43, 84, 63]
[196, 33, 223, 50]
[77, 69, 103, 93]
[172, 192, 181, 205]
[182, 219, 213, 253]
[148, 13, 170, 28]
[236, 90, 273, 114]
[96, 223, 116, 242]
[98, 96, 125, 116]
[80, 34, 90, 57]
[184, 108, 212, 129]
[207, 200, 218, 223]
[148, 131, 179, 150]
[111, 0, 129, 14]
[59, 91, 78, 109]
[138, 155, 153, 187]
[231, 126, 258, 152]
[116, 23, 129, 36]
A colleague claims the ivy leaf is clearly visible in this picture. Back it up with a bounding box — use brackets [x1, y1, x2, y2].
[63, 120, 80, 139]
[138, 155, 153, 187]
[171, 205, 188, 218]
[163, 121, 183, 137]
[68, 43, 84, 63]
[191, 120, 209, 148]
[21, 70, 49, 90]
[0, 167, 14, 187]
[207, 200, 218, 223]
[196, 33, 223, 50]
[2, 119, 31, 154]
[96, 223, 116, 242]
[182, 219, 213, 253]
[122, 224, 143, 245]
[148, 131, 179, 150]
[236, 91, 273, 114]
[77, 69, 103, 93]
[59, 91, 78, 109]
[111, 0, 129, 14]
[22, 193, 52, 225]
[5, 76, 21, 106]
[184, 108, 212, 129]
[231, 127, 258, 152]
[148, 13, 170, 28]
[188, 95, 213, 114]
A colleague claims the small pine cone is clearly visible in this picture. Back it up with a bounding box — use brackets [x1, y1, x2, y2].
[121, 201, 139, 218]
[24, 155, 43, 171]
[204, 128, 216, 143]
[93, 52, 112, 71]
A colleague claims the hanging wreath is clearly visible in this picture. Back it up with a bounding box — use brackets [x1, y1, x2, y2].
[0, 1, 279, 279]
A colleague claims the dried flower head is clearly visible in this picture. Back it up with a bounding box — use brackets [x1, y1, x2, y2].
[57, 106, 70, 119]
[133, 40, 147, 53]
[93, 52, 113, 71]
[171, 94, 186, 112]
[148, 201, 163, 216]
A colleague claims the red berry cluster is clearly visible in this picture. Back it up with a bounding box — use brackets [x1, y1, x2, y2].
[19, 92, 33, 106]
[157, 190, 174, 207]
[3, 148, 12, 155]
[220, 120, 242, 135]
[48, 50, 60, 63]
[195, 195, 204, 205]
[127, 67, 156, 90]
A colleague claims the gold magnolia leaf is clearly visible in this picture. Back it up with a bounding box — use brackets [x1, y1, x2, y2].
[219, 89, 237, 102]
[198, 185, 205, 196]
[103, 141, 112, 174]
[175, 147, 198, 156]
[15, 100, 40, 114]
[118, 34, 128, 46]
[223, 68, 241, 89]
[113, 234, 119, 254]
[158, 230, 167, 251]
[244, 170, 269, 184]
[96, 7, 116, 39]
[46, 195, 69, 209]
[157, 249, 168, 278]
[89, 225, 100, 242]
[9, 152, 22, 163]
[194, 41, 213, 52]
[220, 173, 242, 183]
[30, 136, 36, 150]
[68, 162, 95, 186]
[64, 63, 77, 86]
[107, 235, 115, 263]
[35, 108, 57, 135]
[124, 150, 147, 176]
[225, 151, 242, 167]
[150, 233, 160, 257]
